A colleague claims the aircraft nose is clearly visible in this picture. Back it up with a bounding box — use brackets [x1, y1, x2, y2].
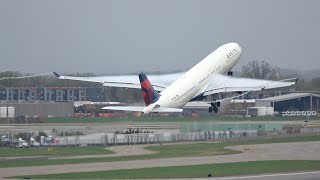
[227, 42, 241, 52]
[237, 43, 242, 54]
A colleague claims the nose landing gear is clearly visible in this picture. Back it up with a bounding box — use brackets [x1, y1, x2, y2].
[227, 71, 233, 76]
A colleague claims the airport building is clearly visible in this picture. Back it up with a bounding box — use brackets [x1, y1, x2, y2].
[225, 93, 320, 117]
[255, 93, 320, 112]
[0, 101, 74, 120]
[0, 87, 105, 118]
[0, 87, 106, 102]
[1, 86, 319, 117]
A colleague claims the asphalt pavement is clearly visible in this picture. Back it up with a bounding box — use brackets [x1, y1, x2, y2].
[1, 141, 320, 179]
[207, 171, 320, 180]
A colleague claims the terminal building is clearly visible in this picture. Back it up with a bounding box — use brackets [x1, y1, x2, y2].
[0, 87, 106, 102]
[0, 87, 105, 119]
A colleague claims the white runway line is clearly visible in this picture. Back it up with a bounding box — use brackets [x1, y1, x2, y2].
[214, 171, 320, 179]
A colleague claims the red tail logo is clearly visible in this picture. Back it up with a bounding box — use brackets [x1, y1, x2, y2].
[139, 73, 160, 106]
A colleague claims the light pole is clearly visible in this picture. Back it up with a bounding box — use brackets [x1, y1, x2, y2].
[234, 100, 236, 115]
[248, 119, 251, 137]
[316, 99, 319, 115]
[6, 107, 9, 143]
[8, 106, 14, 146]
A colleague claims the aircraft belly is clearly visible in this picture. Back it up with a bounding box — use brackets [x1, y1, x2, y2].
[176, 83, 203, 107]
[152, 43, 242, 109]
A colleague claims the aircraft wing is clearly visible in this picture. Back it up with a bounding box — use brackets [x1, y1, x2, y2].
[102, 106, 183, 113]
[53, 72, 183, 92]
[203, 74, 297, 96]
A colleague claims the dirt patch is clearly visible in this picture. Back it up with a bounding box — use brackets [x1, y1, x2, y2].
[106, 144, 156, 156]
[49, 144, 155, 160]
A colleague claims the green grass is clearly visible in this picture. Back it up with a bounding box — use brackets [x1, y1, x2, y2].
[0, 146, 113, 157]
[12, 160, 320, 179]
[145, 142, 237, 157]
[0, 143, 240, 168]
[1, 135, 320, 168]
[43, 115, 320, 123]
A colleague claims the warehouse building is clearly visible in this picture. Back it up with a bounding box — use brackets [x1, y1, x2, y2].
[256, 93, 320, 113]
[0, 101, 74, 118]
[223, 93, 320, 117]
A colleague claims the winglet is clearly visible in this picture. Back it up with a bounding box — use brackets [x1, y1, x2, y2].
[279, 77, 298, 83]
[53, 72, 61, 78]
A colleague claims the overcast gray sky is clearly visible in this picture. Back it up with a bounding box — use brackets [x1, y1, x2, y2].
[0, 0, 319, 74]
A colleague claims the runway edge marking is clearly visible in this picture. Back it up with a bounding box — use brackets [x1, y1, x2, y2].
[213, 171, 320, 180]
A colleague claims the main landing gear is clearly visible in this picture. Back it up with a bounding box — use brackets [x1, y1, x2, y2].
[209, 101, 220, 113]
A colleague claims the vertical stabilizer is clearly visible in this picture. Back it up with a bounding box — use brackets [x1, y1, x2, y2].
[139, 73, 160, 106]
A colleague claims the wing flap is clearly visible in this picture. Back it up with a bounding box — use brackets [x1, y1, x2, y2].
[203, 74, 297, 96]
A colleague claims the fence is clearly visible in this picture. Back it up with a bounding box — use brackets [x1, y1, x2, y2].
[282, 111, 317, 116]
[37, 130, 259, 146]
[2, 127, 320, 147]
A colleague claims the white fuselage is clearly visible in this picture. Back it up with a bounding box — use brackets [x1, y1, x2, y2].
[143, 43, 242, 114]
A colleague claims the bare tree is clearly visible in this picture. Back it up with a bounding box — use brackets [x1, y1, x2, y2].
[242, 60, 280, 80]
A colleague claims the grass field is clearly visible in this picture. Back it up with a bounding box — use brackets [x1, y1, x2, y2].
[43, 115, 320, 123]
[1, 135, 320, 168]
[12, 160, 320, 179]
[0, 146, 113, 157]
[0, 143, 240, 168]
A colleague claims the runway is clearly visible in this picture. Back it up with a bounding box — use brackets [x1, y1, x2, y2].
[203, 171, 320, 180]
[167, 171, 320, 180]
[0, 141, 320, 179]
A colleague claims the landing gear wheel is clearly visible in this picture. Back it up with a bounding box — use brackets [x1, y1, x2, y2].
[209, 103, 219, 113]
[228, 71, 233, 76]
[211, 102, 221, 107]
[216, 101, 221, 107]
[213, 106, 218, 113]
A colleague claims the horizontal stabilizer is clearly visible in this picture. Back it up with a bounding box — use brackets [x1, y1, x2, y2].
[102, 106, 144, 112]
[151, 107, 183, 113]
[102, 106, 183, 113]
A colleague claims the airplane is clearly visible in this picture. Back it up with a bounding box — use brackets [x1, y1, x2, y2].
[53, 43, 297, 114]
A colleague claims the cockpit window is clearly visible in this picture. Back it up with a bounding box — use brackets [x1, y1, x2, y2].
[227, 49, 238, 59]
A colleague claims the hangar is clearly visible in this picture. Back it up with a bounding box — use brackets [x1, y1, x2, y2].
[255, 93, 320, 113]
